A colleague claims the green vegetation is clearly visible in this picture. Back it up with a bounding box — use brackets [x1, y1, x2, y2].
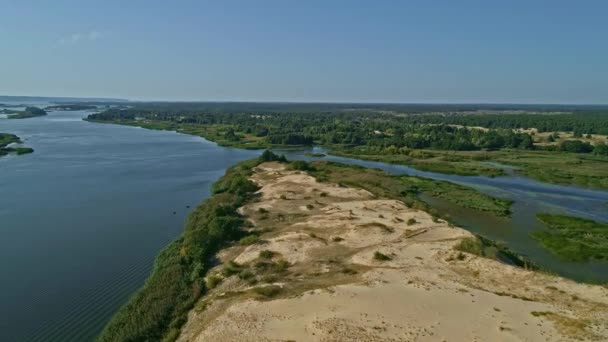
[532, 214, 608, 262]
[411, 112, 608, 135]
[253, 285, 282, 298]
[238, 235, 260, 246]
[455, 236, 537, 269]
[332, 147, 505, 176]
[373, 251, 392, 261]
[336, 148, 608, 190]
[0, 133, 34, 157]
[97, 151, 286, 342]
[45, 104, 97, 111]
[4, 106, 47, 119]
[308, 160, 512, 217]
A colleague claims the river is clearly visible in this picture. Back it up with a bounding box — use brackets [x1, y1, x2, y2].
[1, 108, 607, 341]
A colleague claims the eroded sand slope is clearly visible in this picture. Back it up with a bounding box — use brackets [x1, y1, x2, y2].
[178, 162, 608, 342]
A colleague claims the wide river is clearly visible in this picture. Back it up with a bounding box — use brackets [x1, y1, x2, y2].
[1, 108, 607, 341]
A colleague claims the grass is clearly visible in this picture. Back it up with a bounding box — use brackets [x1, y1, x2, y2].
[532, 214, 608, 262]
[308, 160, 512, 217]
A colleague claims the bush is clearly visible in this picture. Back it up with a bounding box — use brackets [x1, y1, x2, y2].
[259, 250, 274, 259]
[406, 218, 417, 226]
[253, 285, 282, 297]
[222, 261, 242, 276]
[239, 235, 260, 245]
[373, 251, 392, 261]
[290, 160, 315, 171]
[238, 270, 255, 281]
[259, 149, 287, 163]
[206, 275, 222, 289]
[271, 260, 290, 273]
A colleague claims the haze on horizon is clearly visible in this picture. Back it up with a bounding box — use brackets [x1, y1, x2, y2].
[1, 0, 607, 104]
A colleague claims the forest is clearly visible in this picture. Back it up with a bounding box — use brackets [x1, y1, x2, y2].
[87, 103, 608, 155]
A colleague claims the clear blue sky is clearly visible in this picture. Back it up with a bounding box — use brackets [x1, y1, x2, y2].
[1, 0, 607, 103]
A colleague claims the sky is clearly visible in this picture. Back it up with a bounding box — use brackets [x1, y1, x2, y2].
[1, 0, 607, 103]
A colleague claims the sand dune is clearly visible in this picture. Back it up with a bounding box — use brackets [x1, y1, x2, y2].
[178, 162, 608, 342]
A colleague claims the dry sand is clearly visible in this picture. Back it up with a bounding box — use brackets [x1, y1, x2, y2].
[178, 162, 608, 342]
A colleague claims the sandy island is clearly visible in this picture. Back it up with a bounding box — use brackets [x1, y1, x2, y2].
[177, 162, 608, 341]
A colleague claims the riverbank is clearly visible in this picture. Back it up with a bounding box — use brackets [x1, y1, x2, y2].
[99, 156, 608, 341]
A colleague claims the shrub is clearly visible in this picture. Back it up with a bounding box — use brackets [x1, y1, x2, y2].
[261, 274, 279, 283]
[253, 285, 282, 297]
[206, 275, 222, 289]
[238, 270, 255, 281]
[271, 260, 290, 273]
[259, 250, 274, 259]
[239, 235, 259, 245]
[222, 261, 242, 276]
[290, 160, 315, 171]
[406, 218, 417, 226]
[259, 149, 287, 163]
[373, 251, 392, 261]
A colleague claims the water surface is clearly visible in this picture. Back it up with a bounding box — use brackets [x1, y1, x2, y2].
[0, 109, 258, 341]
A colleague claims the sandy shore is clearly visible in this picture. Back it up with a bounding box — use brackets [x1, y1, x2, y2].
[178, 162, 608, 341]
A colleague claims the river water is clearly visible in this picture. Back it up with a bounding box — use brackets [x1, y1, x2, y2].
[1, 108, 607, 341]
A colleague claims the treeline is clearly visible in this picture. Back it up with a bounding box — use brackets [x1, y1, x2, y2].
[97, 151, 286, 341]
[410, 113, 608, 135]
[88, 104, 608, 153]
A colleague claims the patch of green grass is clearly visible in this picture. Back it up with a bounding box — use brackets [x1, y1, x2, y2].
[531, 214, 608, 262]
